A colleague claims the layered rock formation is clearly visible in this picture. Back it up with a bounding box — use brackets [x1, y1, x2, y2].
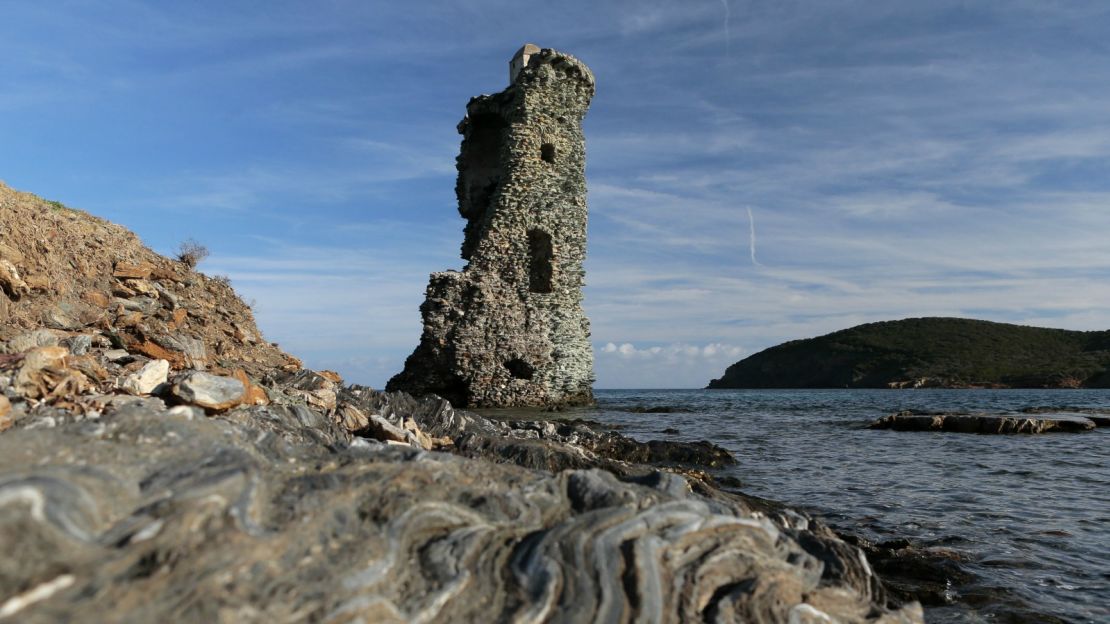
[388, 46, 595, 408]
[0, 181, 924, 622]
[869, 409, 1103, 433]
[0, 387, 923, 623]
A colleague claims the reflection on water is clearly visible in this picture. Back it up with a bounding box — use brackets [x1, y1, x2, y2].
[532, 389, 1110, 623]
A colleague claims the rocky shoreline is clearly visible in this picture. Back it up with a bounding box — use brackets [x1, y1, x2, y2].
[0, 182, 934, 622]
[0, 371, 925, 622]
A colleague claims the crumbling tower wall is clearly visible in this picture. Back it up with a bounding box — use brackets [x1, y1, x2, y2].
[386, 45, 595, 408]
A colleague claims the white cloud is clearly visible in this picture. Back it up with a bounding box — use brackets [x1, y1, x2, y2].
[595, 341, 746, 388]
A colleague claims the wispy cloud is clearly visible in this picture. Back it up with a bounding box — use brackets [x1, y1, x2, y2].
[746, 206, 762, 266]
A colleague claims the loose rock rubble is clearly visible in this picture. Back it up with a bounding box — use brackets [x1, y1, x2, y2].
[0, 182, 299, 379]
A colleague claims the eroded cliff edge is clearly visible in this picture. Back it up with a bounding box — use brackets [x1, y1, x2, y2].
[0, 183, 922, 622]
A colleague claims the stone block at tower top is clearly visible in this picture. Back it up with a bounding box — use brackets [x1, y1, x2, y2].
[509, 43, 541, 84]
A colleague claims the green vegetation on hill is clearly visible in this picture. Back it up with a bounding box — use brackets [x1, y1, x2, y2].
[707, 317, 1110, 389]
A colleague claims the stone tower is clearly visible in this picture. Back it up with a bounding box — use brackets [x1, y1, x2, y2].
[386, 45, 595, 408]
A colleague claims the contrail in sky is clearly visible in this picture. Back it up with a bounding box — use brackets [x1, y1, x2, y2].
[747, 206, 763, 266]
[719, 0, 731, 56]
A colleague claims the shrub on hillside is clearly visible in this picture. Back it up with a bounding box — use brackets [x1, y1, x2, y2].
[176, 239, 209, 269]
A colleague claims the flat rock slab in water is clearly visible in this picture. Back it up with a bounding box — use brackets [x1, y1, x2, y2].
[869, 411, 1097, 434]
[1021, 407, 1110, 427]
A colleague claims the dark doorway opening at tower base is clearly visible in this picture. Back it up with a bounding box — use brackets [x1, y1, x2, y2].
[436, 374, 470, 407]
[528, 229, 554, 293]
[504, 358, 535, 380]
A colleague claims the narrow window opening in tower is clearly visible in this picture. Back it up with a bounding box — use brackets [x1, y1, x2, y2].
[541, 143, 556, 163]
[459, 113, 507, 218]
[528, 229, 554, 293]
[504, 358, 535, 380]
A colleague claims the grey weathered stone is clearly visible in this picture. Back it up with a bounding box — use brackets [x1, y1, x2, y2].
[155, 334, 207, 369]
[366, 412, 408, 444]
[110, 296, 158, 315]
[277, 369, 338, 411]
[152, 281, 179, 309]
[3, 329, 60, 354]
[119, 359, 169, 396]
[388, 46, 596, 408]
[103, 349, 133, 363]
[41, 307, 80, 331]
[169, 371, 244, 411]
[61, 334, 93, 356]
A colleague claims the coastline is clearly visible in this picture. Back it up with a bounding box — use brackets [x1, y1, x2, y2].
[584, 388, 1110, 623]
[0, 179, 927, 621]
[0, 383, 925, 622]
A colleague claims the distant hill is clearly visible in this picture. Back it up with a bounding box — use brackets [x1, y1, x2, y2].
[707, 317, 1110, 389]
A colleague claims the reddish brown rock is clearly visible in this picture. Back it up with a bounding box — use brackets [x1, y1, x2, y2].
[233, 369, 270, 406]
[128, 339, 185, 369]
[318, 369, 343, 384]
[111, 261, 154, 279]
[24, 274, 55, 293]
[0, 396, 10, 432]
[170, 308, 187, 329]
[82, 291, 110, 308]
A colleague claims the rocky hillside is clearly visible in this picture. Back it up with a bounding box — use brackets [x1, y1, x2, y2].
[708, 317, 1110, 389]
[0, 181, 923, 623]
[0, 181, 301, 378]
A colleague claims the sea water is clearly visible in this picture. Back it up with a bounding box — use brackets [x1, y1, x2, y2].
[575, 389, 1110, 623]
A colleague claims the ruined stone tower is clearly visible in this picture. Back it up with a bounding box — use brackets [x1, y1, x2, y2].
[386, 45, 595, 408]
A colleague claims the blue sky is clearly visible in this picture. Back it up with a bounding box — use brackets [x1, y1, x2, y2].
[4, 1, 1110, 388]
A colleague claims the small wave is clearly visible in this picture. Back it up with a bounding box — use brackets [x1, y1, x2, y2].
[620, 405, 691, 414]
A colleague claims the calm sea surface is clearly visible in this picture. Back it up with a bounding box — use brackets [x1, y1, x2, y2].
[556, 389, 1109, 623]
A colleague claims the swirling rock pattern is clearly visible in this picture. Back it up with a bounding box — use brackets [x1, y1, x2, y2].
[0, 390, 922, 623]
